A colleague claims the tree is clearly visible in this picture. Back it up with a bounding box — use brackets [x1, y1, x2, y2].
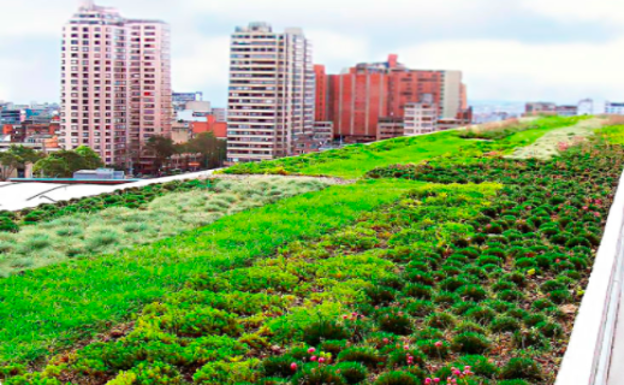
[144, 135, 177, 172]
[75, 145, 104, 170]
[0, 146, 43, 180]
[183, 132, 227, 169]
[33, 148, 104, 178]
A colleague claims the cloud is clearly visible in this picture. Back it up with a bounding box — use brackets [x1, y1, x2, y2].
[521, 0, 624, 24]
[173, 35, 230, 92]
[0, 0, 623, 104]
[399, 37, 624, 102]
[306, 30, 371, 67]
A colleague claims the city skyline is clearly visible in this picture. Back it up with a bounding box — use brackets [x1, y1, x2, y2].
[1, 0, 623, 106]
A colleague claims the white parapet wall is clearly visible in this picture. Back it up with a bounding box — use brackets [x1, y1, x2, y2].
[556, 170, 624, 385]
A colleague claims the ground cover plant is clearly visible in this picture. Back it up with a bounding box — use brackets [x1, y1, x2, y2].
[0, 178, 218, 234]
[0, 177, 331, 276]
[222, 116, 582, 179]
[3, 135, 620, 384]
[507, 117, 603, 160]
[458, 116, 584, 141]
[0, 179, 420, 368]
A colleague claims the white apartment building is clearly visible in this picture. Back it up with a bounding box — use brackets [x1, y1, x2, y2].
[404, 102, 438, 136]
[605, 102, 624, 115]
[59, 0, 172, 166]
[577, 99, 593, 116]
[226, 22, 314, 164]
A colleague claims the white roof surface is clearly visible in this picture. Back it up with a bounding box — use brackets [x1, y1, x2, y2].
[0, 169, 219, 212]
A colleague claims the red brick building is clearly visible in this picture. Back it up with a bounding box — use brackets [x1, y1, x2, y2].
[316, 54, 466, 142]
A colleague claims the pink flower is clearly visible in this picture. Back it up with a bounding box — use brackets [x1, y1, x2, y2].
[425, 379, 432, 385]
[464, 366, 471, 371]
[583, 206, 589, 211]
[383, 338, 389, 344]
[308, 347, 316, 354]
[453, 369, 461, 376]
[290, 363, 297, 371]
[595, 212, 601, 217]
[318, 357, 326, 363]
[434, 378, 440, 384]
[434, 341, 443, 348]
[310, 356, 317, 362]
[403, 344, 410, 350]
[342, 315, 348, 319]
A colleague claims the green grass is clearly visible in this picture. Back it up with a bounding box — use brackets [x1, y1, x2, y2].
[224, 131, 468, 179]
[223, 116, 584, 179]
[0, 179, 421, 365]
[293, 132, 467, 179]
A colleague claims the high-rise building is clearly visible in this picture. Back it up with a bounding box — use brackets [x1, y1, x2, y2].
[226, 22, 314, 164]
[316, 55, 466, 142]
[59, 0, 172, 167]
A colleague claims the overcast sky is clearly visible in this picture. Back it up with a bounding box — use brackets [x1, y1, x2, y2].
[0, 0, 623, 107]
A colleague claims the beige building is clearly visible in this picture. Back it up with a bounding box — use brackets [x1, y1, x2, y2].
[377, 117, 404, 141]
[226, 22, 314, 164]
[404, 103, 438, 136]
[59, 0, 172, 166]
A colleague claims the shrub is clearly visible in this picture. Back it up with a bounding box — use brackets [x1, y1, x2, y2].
[523, 313, 547, 328]
[457, 285, 488, 301]
[465, 307, 496, 324]
[417, 339, 450, 359]
[262, 355, 298, 378]
[365, 285, 396, 306]
[490, 316, 520, 333]
[387, 347, 426, 368]
[405, 300, 434, 317]
[512, 330, 547, 350]
[454, 321, 486, 335]
[500, 357, 543, 381]
[438, 277, 468, 292]
[303, 320, 350, 346]
[334, 362, 367, 385]
[453, 354, 499, 378]
[132, 361, 183, 385]
[194, 360, 259, 385]
[426, 312, 457, 330]
[373, 371, 420, 385]
[492, 280, 517, 292]
[337, 347, 380, 369]
[291, 363, 346, 385]
[320, 340, 348, 356]
[433, 292, 461, 306]
[498, 290, 525, 302]
[451, 332, 491, 354]
[415, 327, 444, 340]
[536, 322, 564, 338]
[402, 283, 433, 300]
[377, 309, 413, 335]
[548, 290, 572, 304]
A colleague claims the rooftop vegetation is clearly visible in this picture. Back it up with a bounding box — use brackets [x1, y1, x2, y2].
[0, 115, 620, 385]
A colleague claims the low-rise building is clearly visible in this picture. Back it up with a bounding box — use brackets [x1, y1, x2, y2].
[404, 103, 438, 136]
[377, 117, 404, 141]
[605, 102, 624, 115]
[313, 121, 333, 144]
[556, 105, 579, 117]
[525, 102, 557, 116]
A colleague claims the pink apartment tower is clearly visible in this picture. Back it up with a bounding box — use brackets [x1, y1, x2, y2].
[59, 0, 172, 168]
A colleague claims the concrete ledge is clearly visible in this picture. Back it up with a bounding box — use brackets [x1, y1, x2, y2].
[556, 170, 624, 385]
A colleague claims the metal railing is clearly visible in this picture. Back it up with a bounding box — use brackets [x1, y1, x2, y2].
[556, 170, 624, 385]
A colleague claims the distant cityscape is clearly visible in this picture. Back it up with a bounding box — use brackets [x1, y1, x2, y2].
[1, 0, 622, 175]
